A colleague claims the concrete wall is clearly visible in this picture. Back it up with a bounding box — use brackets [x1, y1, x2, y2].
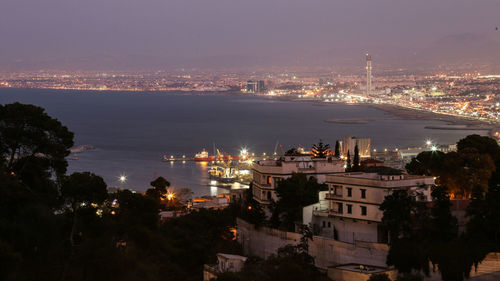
[237, 218, 388, 269]
[328, 268, 397, 281]
[312, 216, 380, 243]
[237, 218, 500, 280]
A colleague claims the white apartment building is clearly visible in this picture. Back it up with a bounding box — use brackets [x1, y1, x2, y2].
[343, 136, 371, 158]
[309, 172, 434, 243]
[252, 155, 344, 205]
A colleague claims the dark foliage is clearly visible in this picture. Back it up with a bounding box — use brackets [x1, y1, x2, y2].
[271, 173, 326, 231]
[406, 135, 498, 198]
[334, 140, 340, 158]
[215, 243, 330, 281]
[0, 103, 241, 281]
[352, 144, 360, 171]
[312, 140, 330, 158]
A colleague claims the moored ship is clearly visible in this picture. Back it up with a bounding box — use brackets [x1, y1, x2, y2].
[194, 149, 215, 161]
[194, 149, 240, 162]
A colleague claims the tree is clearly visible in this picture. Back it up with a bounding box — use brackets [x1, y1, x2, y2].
[285, 148, 301, 156]
[405, 151, 445, 176]
[380, 190, 429, 275]
[229, 244, 331, 281]
[465, 184, 500, 265]
[271, 173, 326, 231]
[0, 102, 74, 179]
[345, 151, 351, 172]
[457, 134, 500, 159]
[60, 172, 108, 246]
[146, 176, 170, 200]
[457, 134, 500, 187]
[334, 140, 340, 158]
[439, 149, 495, 198]
[426, 186, 471, 281]
[352, 144, 360, 171]
[312, 140, 330, 158]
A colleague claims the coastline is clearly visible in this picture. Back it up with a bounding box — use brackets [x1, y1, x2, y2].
[2, 87, 498, 138]
[367, 103, 498, 137]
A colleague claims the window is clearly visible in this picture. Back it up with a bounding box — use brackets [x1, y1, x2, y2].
[361, 206, 367, 216]
[267, 191, 271, 200]
[347, 187, 352, 197]
[322, 221, 326, 228]
[328, 222, 331, 228]
[347, 204, 352, 214]
[337, 203, 343, 214]
[361, 189, 366, 199]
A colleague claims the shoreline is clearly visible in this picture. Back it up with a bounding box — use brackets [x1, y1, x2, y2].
[367, 103, 499, 138]
[2, 87, 498, 138]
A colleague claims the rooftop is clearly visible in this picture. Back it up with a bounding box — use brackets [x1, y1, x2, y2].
[217, 253, 247, 261]
[330, 263, 392, 274]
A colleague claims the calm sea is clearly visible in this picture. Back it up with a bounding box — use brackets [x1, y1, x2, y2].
[0, 88, 488, 196]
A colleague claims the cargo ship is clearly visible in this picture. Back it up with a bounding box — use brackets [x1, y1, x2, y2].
[194, 149, 215, 161]
[194, 149, 240, 162]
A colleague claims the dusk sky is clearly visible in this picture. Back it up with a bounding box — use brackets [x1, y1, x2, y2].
[1, 0, 499, 71]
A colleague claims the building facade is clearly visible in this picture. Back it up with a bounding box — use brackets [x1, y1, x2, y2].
[310, 172, 434, 243]
[343, 136, 371, 158]
[246, 80, 265, 93]
[252, 155, 344, 205]
[203, 253, 247, 281]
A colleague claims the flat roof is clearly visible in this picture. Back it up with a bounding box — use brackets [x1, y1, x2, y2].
[330, 263, 391, 274]
[217, 253, 247, 261]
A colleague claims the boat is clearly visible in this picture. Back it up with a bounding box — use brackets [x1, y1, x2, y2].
[70, 144, 94, 154]
[194, 149, 240, 162]
[208, 165, 237, 183]
[194, 149, 216, 161]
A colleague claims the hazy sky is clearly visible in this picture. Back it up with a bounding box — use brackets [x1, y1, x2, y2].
[1, 0, 499, 70]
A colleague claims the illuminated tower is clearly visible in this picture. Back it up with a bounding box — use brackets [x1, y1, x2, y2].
[366, 54, 372, 95]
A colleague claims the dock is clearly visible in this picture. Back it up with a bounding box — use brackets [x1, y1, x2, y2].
[161, 154, 276, 162]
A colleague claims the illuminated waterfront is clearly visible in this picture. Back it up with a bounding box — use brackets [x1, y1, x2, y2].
[0, 88, 489, 195]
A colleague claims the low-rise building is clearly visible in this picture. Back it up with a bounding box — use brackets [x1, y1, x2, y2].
[203, 253, 247, 281]
[327, 264, 397, 281]
[252, 155, 344, 205]
[309, 172, 434, 243]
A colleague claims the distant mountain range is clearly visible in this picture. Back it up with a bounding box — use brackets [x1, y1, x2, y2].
[1, 32, 499, 74]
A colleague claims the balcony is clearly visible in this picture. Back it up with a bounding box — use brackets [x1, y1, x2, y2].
[330, 209, 343, 215]
[254, 182, 272, 188]
[325, 193, 343, 199]
[313, 207, 329, 217]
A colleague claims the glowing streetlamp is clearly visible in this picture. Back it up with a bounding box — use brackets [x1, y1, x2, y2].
[166, 192, 175, 201]
[119, 175, 127, 184]
[431, 146, 438, 152]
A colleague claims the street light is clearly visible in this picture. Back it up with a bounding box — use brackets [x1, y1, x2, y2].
[166, 192, 174, 201]
[119, 175, 127, 183]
